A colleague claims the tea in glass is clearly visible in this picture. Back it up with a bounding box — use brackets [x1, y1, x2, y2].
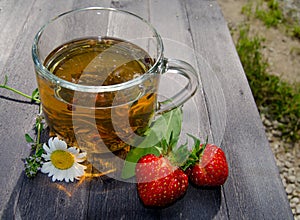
[37, 37, 158, 153]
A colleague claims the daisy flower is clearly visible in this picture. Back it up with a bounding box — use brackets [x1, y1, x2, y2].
[41, 137, 87, 182]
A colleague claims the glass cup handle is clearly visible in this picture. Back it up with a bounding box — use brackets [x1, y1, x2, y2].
[156, 58, 199, 114]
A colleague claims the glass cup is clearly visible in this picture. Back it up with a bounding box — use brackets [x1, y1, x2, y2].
[32, 7, 198, 160]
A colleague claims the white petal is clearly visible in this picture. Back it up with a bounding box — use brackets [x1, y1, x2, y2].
[71, 166, 81, 178]
[48, 137, 57, 152]
[51, 175, 57, 182]
[43, 143, 51, 154]
[74, 163, 86, 176]
[41, 153, 50, 161]
[73, 164, 86, 179]
[75, 176, 81, 180]
[53, 137, 67, 150]
[69, 166, 79, 176]
[75, 158, 86, 163]
[76, 163, 87, 172]
[66, 169, 75, 182]
[68, 147, 79, 154]
[75, 152, 87, 163]
[70, 176, 75, 182]
[47, 137, 53, 147]
[56, 170, 65, 181]
[65, 168, 75, 182]
[81, 163, 87, 170]
[64, 170, 71, 182]
[78, 152, 87, 158]
[69, 172, 75, 182]
[41, 162, 53, 173]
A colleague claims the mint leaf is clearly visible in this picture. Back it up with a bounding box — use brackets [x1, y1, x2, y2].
[133, 107, 183, 149]
[187, 134, 201, 153]
[25, 134, 34, 143]
[164, 107, 182, 148]
[31, 88, 39, 101]
[171, 141, 190, 166]
[180, 134, 207, 171]
[121, 107, 183, 179]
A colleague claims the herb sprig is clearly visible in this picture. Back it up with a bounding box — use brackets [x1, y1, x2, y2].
[1, 75, 44, 177]
[121, 107, 189, 179]
[0, 75, 40, 103]
[24, 108, 45, 177]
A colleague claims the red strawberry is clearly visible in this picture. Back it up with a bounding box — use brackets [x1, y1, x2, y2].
[185, 143, 228, 186]
[136, 154, 188, 207]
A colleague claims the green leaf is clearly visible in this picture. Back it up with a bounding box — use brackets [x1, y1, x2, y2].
[0, 75, 8, 87]
[121, 146, 160, 179]
[169, 141, 190, 167]
[133, 107, 183, 149]
[180, 134, 202, 171]
[25, 134, 34, 143]
[121, 107, 183, 179]
[132, 125, 163, 149]
[163, 107, 183, 147]
[31, 88, 39, 101]
[187, 133, 201, 153]
[36, 146, 44, 156]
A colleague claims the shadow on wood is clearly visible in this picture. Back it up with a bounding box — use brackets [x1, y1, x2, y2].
[2, 167, 223, 220]
[2, 114, 223, 219]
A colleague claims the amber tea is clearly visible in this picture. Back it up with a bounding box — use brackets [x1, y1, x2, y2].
[33, 8, 199, 180]
[37, 37, 158, 153]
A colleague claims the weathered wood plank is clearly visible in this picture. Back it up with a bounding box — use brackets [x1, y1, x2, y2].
[185, 0, 293, 219]
[85, 1, 220, 218]
[0, 0, 36, 74]
[0, 0, 40, 215]
[0, 0, 106, 217]
[2, 174, 91, 219]
[149, 0, 214, 142]
[0, 0, 293, 219]
[148, 0, 227, 147]
[149, 0, 229, 219]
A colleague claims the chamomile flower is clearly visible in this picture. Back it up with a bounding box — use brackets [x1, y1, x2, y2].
[41, 137, 87, 182]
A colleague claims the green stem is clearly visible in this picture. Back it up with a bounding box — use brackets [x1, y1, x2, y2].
[35, 105, 43, 152]
[0, 84, 40, 103]
[0, 76, 40, 103]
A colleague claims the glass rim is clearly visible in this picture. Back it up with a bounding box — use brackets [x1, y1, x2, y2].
[32, 7, 164, 93]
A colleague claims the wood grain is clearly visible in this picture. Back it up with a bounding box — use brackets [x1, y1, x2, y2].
[185, 0, 293, 219]
[0, 0, 293, 219]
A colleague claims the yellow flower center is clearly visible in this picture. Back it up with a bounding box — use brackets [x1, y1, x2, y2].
[50, 150, 75, 170]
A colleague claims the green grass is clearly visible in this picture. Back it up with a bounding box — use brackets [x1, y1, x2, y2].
[292, 25, 300, 39]
[236, 25, 300, 142]
[255, 0, 283, 27]
[242, 0, 284, 27]
[242, 0, 300, 40]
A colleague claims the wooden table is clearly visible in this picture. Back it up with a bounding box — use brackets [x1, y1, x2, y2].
[0, 0, 294, 219]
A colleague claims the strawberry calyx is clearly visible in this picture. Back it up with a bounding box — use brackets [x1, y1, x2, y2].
[122, 107, 183, 180]
[180, 134, 208, 171]
[153, 132, 191, 169]
[154, 134, 209, 171]
[166, 142, 190, 167]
